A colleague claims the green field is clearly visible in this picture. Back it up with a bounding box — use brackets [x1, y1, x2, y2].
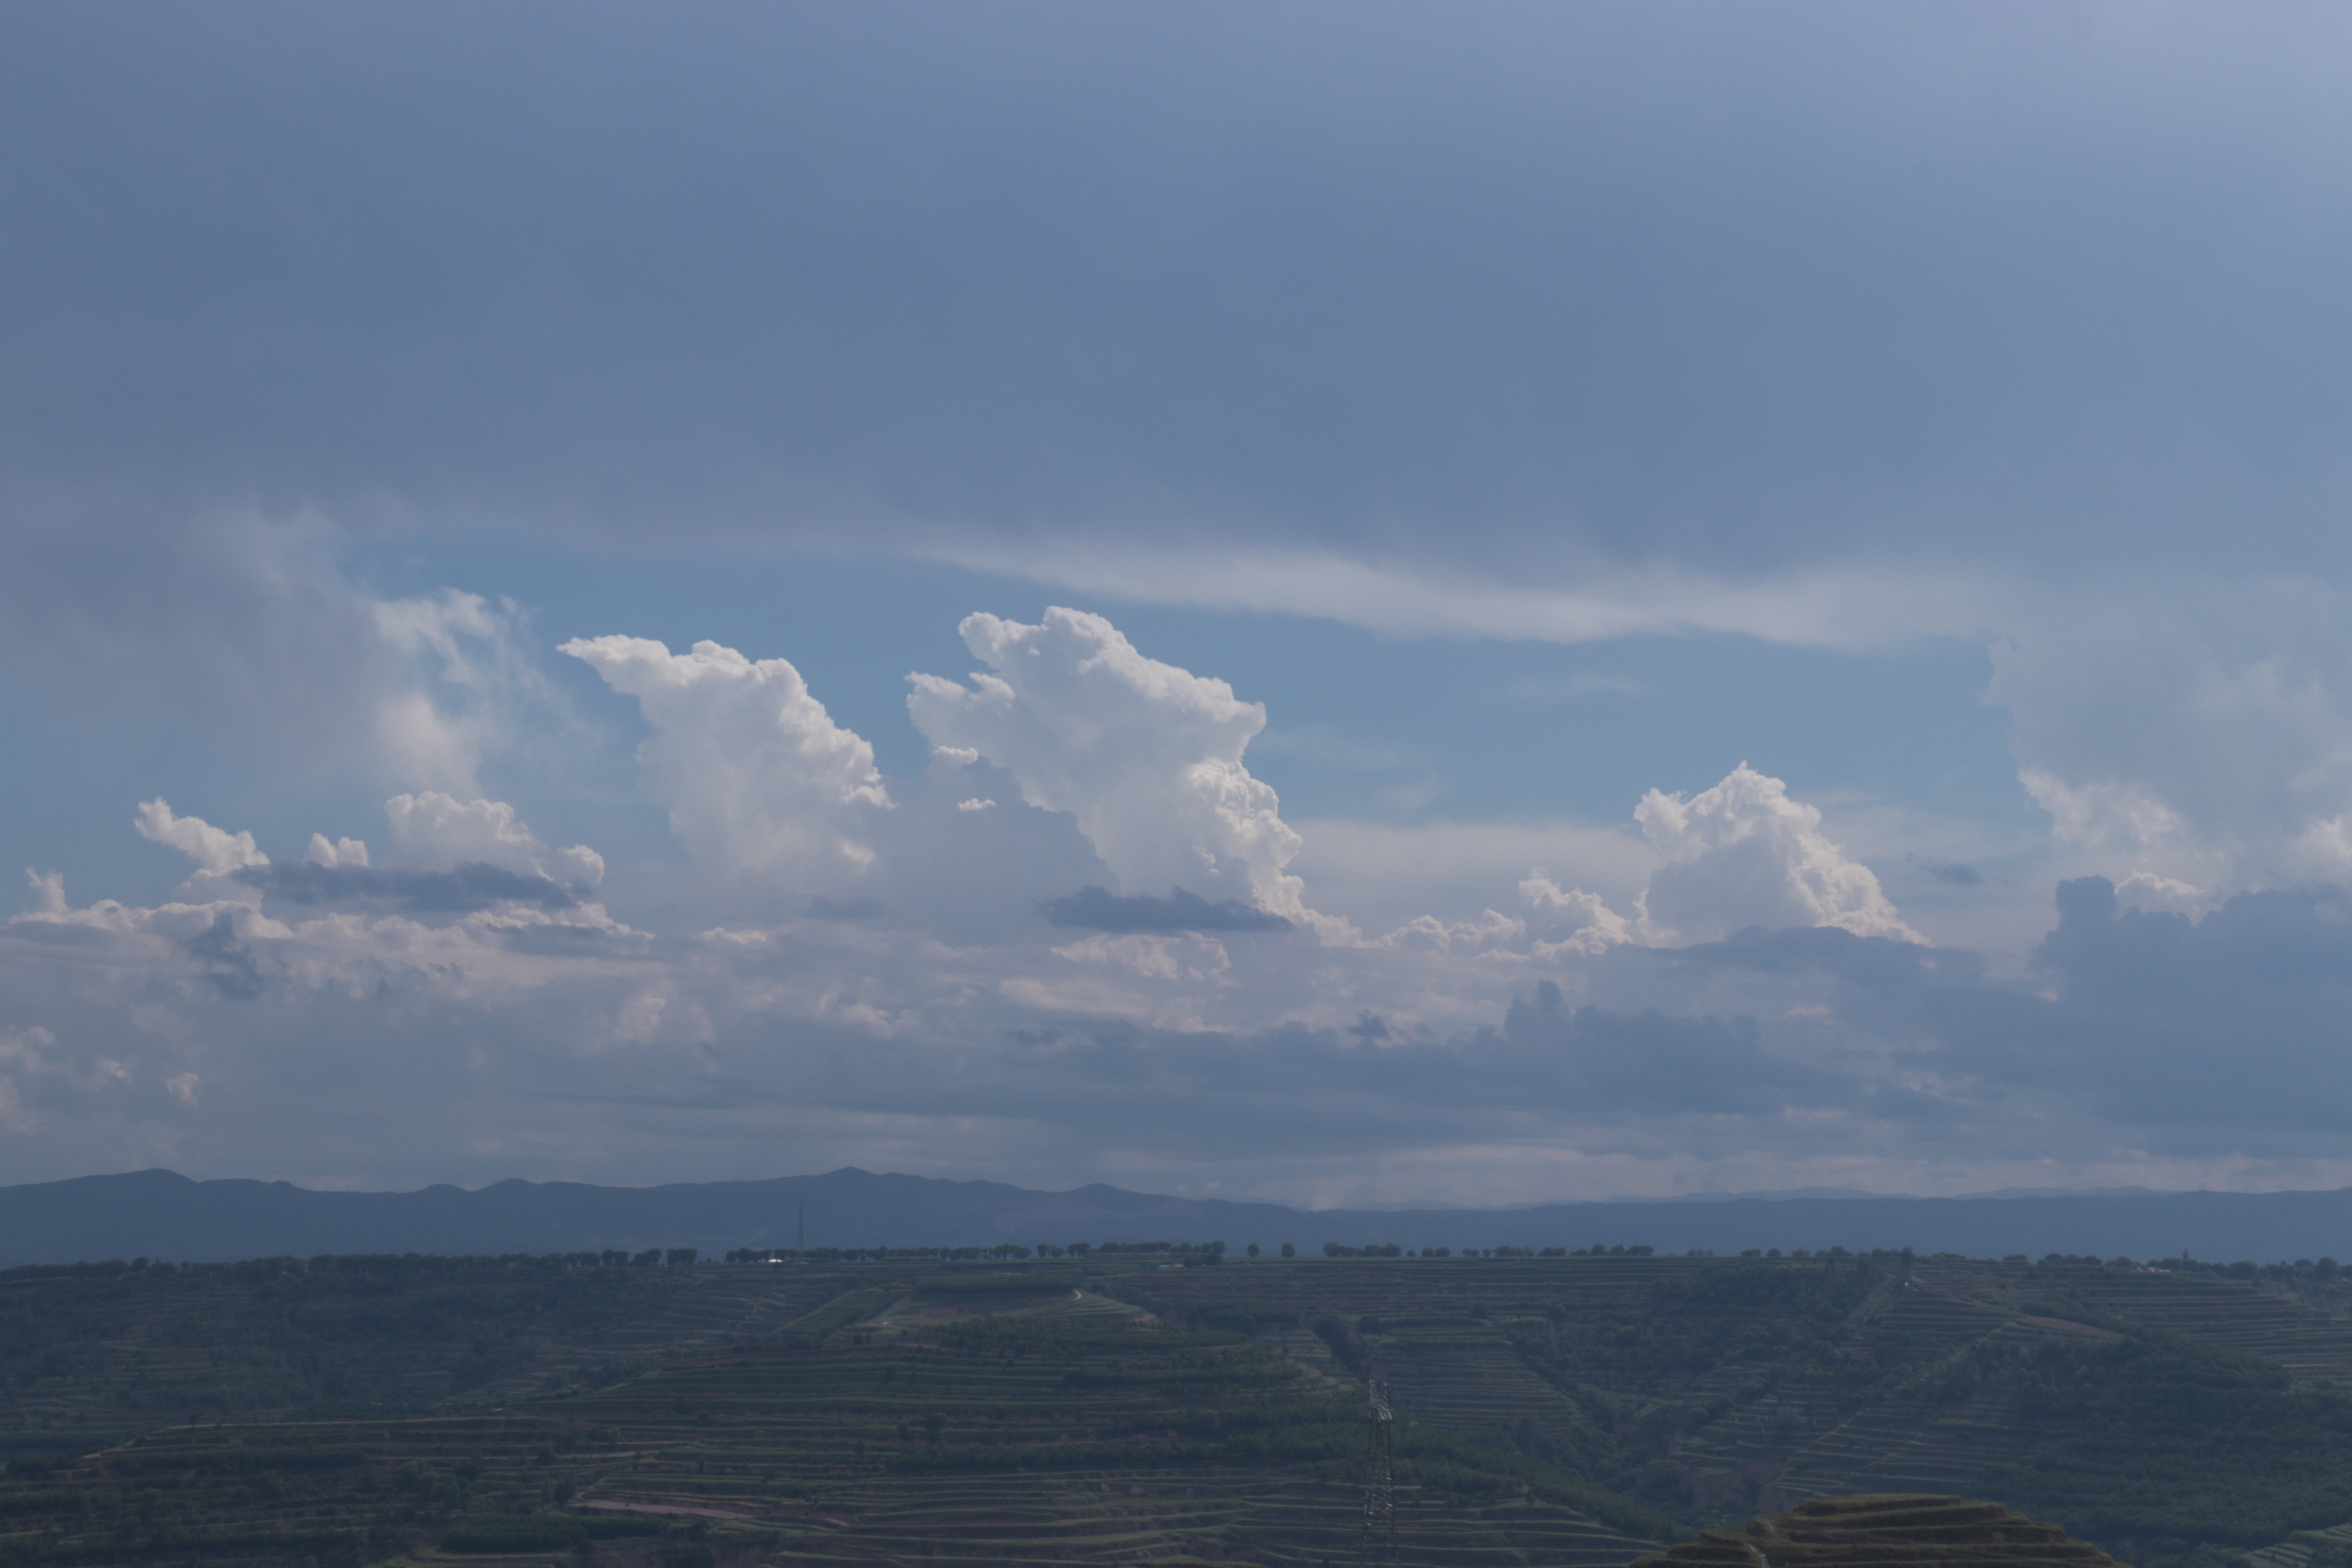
[6, 1250, 2352, 1566]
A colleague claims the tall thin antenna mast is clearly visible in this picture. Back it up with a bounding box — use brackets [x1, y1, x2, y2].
[1363, 1378, 1396, 1568]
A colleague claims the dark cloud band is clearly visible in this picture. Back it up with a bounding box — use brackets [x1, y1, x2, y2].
[236, 861, 579, 914]
[1037, 886, 1291, 933]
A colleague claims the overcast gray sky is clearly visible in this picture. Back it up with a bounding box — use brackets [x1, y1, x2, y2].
[6, 2, 2352, 1203]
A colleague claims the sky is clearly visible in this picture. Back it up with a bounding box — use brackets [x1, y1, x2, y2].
[6, 2, 2352, 1204]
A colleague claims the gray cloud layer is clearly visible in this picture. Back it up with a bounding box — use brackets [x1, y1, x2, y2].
[9, 849, 2351, 1197]
[236, 861, 580, 914]
[5, 9, 2351, 1202]
[1646, 876, 2352, 1151]
[5, 3, 2349, 581]
[1038, 887, 1292, 933]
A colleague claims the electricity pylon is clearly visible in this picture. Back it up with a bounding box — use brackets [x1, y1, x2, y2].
[1363, 1378, 1396, 1568]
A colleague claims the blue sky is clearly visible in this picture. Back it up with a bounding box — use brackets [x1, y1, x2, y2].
[4, 2, 2351, 1203]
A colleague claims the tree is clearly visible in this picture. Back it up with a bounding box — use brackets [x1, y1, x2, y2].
[1246, 1243, 1261, 1257]
[1280, 1242, 1296, 1257]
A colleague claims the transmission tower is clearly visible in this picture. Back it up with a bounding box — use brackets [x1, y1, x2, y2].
[1362, 1378, 1396, 1568]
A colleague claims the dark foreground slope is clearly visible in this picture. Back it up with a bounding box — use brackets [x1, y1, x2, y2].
[1634, 1494, 2124, 1568]
[1121, 1251, 2352, 1566]
[13, 1168, 2352, 1265]
[0, 1261, 1668, 1568]
[13, 1252, 2352, 1566]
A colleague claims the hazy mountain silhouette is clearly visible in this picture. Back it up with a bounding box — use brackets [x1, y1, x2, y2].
[6, 1169, 2352, 1266]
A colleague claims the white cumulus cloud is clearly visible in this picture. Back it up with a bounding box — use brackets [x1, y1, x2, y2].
[134, 799, 268, 876]
[906, 608, 1321, 927]
[1519, 873, 1639, 956]
[1517, 765, 1920, 948]
[1636, 765, 1921, 944]
[383, 792, 603, 888]
[561, 635, 890, 888]
[305, 834, 370, 869]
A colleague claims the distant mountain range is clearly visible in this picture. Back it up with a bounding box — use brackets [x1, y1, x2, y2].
[5, 1169, 2351, 1267]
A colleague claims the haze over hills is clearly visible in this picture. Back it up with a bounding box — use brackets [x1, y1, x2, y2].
[6, 1169, 2352, 1267]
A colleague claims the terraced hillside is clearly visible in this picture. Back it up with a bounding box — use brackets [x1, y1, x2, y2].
[0, 1262, 1672, 1566]
[0, 1255, 852, 1457]
[558, 1296, 1662, 1566]
[1109, 1252, 2352, 1561]
[1633, 1493, 2125, 1568]
[10, 1250, 2352, 1566]
[1982, 1267, 2352, 1389]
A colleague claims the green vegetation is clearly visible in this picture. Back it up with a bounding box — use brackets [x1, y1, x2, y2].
[0, 1250, 855, 1446]
[1977, 1332, 2352, 1559]
[1634, 1493, 2125, 1568]
[6, 1247, 2352, 1563]
[1123, 1250, 2352, 1563]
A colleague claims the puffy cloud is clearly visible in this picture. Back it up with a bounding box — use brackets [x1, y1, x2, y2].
[1518, 873, 1638, 956]
[383, 792, 602, 888]
[116, 796, 605, 922]
[562, 635, 888, 889]
[906, 609, 1321, 927]
[1637, 766, 1922, 944]
[20, 599, 2352, 1199]
[1510, 766, 1920, 951]
[15, 8, 2352, 1200]
[22, 784, 2352, 1197]
[306, 834, 369, 869]
[134, 799, 267, 876]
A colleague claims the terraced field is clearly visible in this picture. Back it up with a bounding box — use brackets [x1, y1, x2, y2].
[2019, 1272, 2352, 1389]
[2249, 1519, 2352, 1568]
[0, 1264, 1672, 1565]
[0, 1255, 850, 1454]
[1111, 1253, 2352, 1559]
[1634, 1493, 2125, 1568]
[7, 1250, 2352, 1566]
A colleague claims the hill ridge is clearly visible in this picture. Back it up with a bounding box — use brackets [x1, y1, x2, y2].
[7, 1168, 2352, 1265]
